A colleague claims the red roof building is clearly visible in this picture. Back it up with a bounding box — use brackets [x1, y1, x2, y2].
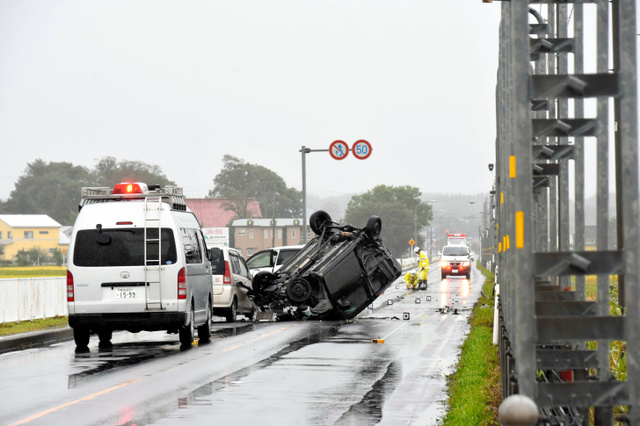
[185, 198, 262, 227]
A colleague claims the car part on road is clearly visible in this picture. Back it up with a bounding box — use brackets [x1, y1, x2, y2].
[243, 211, 402, 321]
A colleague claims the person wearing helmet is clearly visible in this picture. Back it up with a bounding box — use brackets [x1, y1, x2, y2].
[415, 247, 430, 288]
[404, 269, 419, 290]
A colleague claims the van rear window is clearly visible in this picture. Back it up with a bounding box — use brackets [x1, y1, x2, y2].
[73, 228, 178, 267]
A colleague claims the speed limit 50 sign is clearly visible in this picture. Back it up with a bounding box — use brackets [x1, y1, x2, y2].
[352, 140, 372, 160]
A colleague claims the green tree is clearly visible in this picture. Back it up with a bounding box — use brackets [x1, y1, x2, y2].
[15, 247, 48, 266]
[344, 185, 432, 256]
[3, 159, 93, 225]
[208, 155, 302, 220]
[91, 157, 175, 188]
[51, 248, 64, 266]
[3, 157, 176, 226]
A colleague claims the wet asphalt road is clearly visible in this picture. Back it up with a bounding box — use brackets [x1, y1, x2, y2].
[0, 267, 483, 426]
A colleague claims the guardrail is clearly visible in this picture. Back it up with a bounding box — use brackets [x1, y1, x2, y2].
[487, 1, 639, 425]
[0, 278, 67, 323]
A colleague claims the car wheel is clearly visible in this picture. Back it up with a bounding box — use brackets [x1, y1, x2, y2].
[179, 304, 195, 347]
[197, 299, 212, 342]
[97, 328, 112, 348]
[74, 327, 90, 348]
[466, 273, 471, 280]
[364, 216, 382, 239]
[441, 272, 446, 281]
[225, 298, 237, 323]
[309, 210, 332, 235]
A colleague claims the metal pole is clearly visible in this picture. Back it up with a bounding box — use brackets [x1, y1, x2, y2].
[299, 146, 328, 244]
[301, 146, 308, 244]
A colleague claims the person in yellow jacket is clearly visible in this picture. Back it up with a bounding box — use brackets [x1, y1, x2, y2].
[415, 247, 430, 287]
[404, 269, 419, 290]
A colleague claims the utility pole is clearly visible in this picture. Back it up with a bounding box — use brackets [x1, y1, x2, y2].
[300, 145, 328, 243]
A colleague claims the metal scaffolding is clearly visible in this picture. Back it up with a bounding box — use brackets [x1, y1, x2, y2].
[489, 0, 639, 424]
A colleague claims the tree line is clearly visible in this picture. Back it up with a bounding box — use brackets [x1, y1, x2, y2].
[1, 156, 432, 257]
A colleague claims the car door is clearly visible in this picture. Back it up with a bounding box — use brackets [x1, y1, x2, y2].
[229, 251, 252, 312]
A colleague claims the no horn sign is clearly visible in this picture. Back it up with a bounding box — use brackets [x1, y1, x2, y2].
[329, 140, 372, 160]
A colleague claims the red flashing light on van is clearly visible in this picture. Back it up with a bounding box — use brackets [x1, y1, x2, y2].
[67, 270, 74, 302]
[113, 182, 147, 195]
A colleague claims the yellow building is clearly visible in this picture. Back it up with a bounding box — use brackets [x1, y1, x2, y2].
[0, 214, 63, 261]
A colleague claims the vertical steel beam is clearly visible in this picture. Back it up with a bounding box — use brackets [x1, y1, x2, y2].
[510, 0, 536, 398]
[613, 0, 640, 422]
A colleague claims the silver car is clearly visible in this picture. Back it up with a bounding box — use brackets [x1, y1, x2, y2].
[210, 247, 254, 322]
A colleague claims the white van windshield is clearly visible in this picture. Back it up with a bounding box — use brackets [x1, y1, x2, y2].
[442, 246, 469, 256]
[73, 228, 177, 267]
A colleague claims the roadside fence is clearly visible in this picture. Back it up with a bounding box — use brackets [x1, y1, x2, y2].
[0, 277, 67, 323]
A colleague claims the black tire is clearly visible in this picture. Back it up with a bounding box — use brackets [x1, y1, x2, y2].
[253, 271, 276, 293]
[441, 272, 446, 281]
[286, 278, 313, 304]
[197, 299, 212, 342]
[97, 328, 112, 348]
[466, 273, 471, 280]
[364, 216, 382, 239]
[309, 210, 332, 235]
[179, 305, 195, 347]
[225, 298, 237, 323]
[73, 327, 90, 348]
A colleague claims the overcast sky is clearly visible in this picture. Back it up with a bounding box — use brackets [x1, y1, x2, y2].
[0, 1, 503, 202]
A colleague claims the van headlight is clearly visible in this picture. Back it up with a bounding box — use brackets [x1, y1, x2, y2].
[440, 261, 448, 267]
[463, 261, 471, 267]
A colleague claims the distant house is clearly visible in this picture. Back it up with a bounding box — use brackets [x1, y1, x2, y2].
[230, 218, 310, 258]
[184, 198, 262, 228]
[0, 214, 63, 261]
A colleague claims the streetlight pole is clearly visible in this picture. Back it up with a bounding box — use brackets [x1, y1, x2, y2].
[300, 145, 328, 244]
[414, 200, 436, 260]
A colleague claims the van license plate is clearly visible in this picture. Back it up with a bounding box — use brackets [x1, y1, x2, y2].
[115, 288, 137, 299]
[452, 269, 458, 273]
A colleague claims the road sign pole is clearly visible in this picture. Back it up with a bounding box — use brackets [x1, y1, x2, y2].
[299, 145, 329, 244]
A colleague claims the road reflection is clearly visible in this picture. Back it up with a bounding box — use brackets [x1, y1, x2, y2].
[439, 277, 471, 310]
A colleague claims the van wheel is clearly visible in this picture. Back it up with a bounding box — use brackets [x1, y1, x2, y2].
[197, 299, 212, 342]
[97, 328, 112, 348]
[74, 327, 90, 348]
[179, 305, 195, 347]
[225, 298, 237, 323]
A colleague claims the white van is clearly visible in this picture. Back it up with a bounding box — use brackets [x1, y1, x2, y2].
[67, 183, 214, 349]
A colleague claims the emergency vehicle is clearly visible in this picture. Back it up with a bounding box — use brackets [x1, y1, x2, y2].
[66, 182, 214, 349]
[447, 233, 467, 246]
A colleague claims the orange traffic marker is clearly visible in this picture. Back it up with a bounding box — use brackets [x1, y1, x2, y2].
[371, 339, 384, 344]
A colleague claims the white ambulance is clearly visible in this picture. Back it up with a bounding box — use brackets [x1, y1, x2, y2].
[67, 182, 214, 349]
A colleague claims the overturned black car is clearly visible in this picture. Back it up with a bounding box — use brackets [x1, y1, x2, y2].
[243, 211, 402, 321]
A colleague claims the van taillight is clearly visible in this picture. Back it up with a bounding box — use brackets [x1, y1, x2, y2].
[67, 270, 74, 302]
[178, 267, 187, 299]
[223, 261, 231, 284]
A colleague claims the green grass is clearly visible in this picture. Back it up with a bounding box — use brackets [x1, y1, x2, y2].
[0, 266, 66, 278]
[0, 316, 69, 336]
[439, 264, 501, 426]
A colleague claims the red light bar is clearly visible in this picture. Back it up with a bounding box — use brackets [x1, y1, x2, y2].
[113, 182, 147, 195]
[116, 221, 133, 225]
[447, 233, 467, 237]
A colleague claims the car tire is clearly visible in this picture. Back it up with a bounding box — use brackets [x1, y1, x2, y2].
[74, 327, 90, 348]
[309, 210, 332, 235]
[179, 304, 195, 347]
[225, 298, 237, 323]
[197, 299, 212, 342]
[364, 216, 382, 240]
[97, 328, 112, 348]
[466, 273, 471, 280]
[441, 272, 446, 280]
